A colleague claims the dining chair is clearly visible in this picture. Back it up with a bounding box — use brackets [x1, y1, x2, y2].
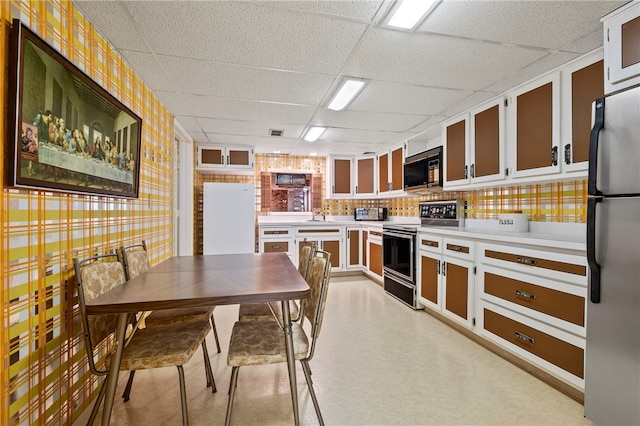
[73, 253, 212, 426]
[237, 240, 317, 323]
[119, 241, 220, 400]
[225, 249, 332, 426]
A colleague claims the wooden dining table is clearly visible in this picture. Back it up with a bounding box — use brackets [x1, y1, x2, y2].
[84, 252, 310, 425]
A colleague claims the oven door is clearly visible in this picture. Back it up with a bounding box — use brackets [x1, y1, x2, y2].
[382, 230, 415, 283]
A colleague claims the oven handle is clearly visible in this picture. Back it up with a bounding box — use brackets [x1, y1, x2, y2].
[383, 231, 415, 239]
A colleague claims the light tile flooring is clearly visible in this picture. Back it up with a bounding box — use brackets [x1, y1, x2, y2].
[81, 275, 591, 425]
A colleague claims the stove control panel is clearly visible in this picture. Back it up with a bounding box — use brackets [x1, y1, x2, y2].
[419, 200, 466, 227]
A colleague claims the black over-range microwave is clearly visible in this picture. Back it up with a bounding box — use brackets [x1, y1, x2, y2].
[403, 146, 443, 192]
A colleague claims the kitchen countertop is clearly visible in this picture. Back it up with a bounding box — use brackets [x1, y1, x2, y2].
[258, 217, 586, 252]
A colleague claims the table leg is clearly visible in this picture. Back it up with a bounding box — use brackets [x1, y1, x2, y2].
[101, 312, 129, 425]
[281, 300, 300, 426]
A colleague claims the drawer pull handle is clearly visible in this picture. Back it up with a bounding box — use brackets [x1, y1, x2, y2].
[449, 245, 463, 252]
[516, 256, 537, 266]
[423, 240, 435, 247]
[272, 245, 281, 249]
[515, 290, 536, 300]
[514, 331, 535, 344]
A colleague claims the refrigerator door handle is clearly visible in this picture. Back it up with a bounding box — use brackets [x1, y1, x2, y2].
[587, 197, 602, 303]
[588, 97, 605, 196]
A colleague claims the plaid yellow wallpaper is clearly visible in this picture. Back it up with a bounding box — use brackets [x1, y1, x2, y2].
[1, 2, 174, 424]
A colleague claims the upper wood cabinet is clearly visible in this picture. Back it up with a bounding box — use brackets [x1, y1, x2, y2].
[603, 1, 640, 94]
[355, 156, 376, 196]
[507, 72, 561, 179]
[444, 99, 506, 189]
[196, 144, 254, 171]
[443, 114, 469, 187]
[561, 50, 604, 173]
[377, 144, 405, 194]
[330, 157, 353, 197]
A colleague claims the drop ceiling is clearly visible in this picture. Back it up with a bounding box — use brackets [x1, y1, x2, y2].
[73, 0, 628, 157]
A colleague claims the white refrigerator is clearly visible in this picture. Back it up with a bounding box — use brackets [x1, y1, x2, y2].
[203, 182, 255, 255]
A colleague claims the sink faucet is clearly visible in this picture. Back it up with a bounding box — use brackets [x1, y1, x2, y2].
[312, 211, 325, 221]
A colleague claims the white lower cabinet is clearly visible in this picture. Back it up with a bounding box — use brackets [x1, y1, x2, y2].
[295, 226, 344, 271]
[258, 226, 294, 260]
[475, 242, 588, 389]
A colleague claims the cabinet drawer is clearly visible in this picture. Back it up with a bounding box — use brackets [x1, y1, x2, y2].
[443, 238, 474, 260]
[483, 308, 584, 379]
[260, 228, 291, 237]
[263, 241, 289, 252]
[418, 234, 442, 254]
[484, 249, 586, 276]
[484, 272, 584, 326]
[297, 228, 342, 235]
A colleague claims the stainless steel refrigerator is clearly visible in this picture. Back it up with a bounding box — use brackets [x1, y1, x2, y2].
[585, 85, 640, 425]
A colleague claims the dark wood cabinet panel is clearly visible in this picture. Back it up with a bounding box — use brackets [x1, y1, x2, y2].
[445, 262, 469, 320]
[349, 230, 359, 266]
[516, 82, 553, 171]
[391, 147, 403, 191]
[378, 153, 388, 193]
[369, 242, 382, 276]
[474, 105, 500, 177]
[333, 159, 351, 194]
[323, 240, 341, 268]
[571, 60, 604, 164]
[446, 119, 466, 182]
[420, 255, 439, 305]
[362, 231, 368, 268]
[201, 147, 223, 165]
[357, 157, 374, 194]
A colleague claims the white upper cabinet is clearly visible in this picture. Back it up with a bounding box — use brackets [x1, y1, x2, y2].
[560, 50, 604, 174]
[196, 144, 254, 172]
[603, 1, 640, 94]
[442, 113, 470, 188]
[354, 155, 376, 197]
[506, 71, 561, 180]
[469, 98, 506, 185]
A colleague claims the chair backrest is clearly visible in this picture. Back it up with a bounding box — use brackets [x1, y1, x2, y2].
[73, 253, 127, 375]
[297, 240, 317, 280]
[302, 250, 331, 343]
[120, 240, 148, 280]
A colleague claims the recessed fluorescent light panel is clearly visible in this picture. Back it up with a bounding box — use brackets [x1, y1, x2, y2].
[327, 79, 366, 111]
[304, 127, 326, 142]
[387, 0, 438, 30]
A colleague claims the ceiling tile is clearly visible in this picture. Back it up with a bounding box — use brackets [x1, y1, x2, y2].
[196, 117, 304, 140]
[153, 56, 334, 104]
[265, 0, 386, 22]
[442, 91, 501, 118]
[321, 127, 402, 145]
[484, 51, 581, 94]
[349, 81, 473, 115]
[123, 1, 368, 74]
[343, 29, 549, 90]
[420, 1, 626, 50]
[560, 28, 604, 54]
[311, 109, 427, 132]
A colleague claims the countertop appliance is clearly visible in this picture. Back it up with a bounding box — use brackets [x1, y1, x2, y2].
[203, 182, 255, 255]
[354, 207, 388, 221]
[404, 146, 442, 193]
[382, 224, 422, 310]
[419, 200, 466, 227]
[585, 85, 640, 425]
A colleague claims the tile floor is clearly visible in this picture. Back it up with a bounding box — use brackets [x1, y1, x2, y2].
[79, 275, 591, 425]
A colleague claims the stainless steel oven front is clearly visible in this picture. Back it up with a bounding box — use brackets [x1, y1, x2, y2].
[382, 224, 422, 309]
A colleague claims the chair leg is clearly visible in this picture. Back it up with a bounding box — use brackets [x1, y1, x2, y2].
[225, 366, 240, 426]
[301, 360, 324, 426]
[122, 370, 136, 401]
[201, 340, 216, 393]
[210, 314, 221, 353]
[88, 377, 108, 425]
[177, 365, 189, 426]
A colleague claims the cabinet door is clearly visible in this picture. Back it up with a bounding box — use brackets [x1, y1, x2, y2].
[323, 240, 341, 269]
[509, 73, 561, 178]
[390, 146, 404, 191]
[356, 157, 375, 195]
[227, 147, 252, 167]
[419, 252, 441, 310]
[362, 230, 368, 268]
[561, 51, 604, 173]
[442, 257, 475, 328]
[260, 172, 272, 211]
[470, 99, 505, 184]
[443, 115, 469, 187]
[332, 157, 352, 195]
[347, 228, 361, 268]
[198, 146, 224, 166]
[378, 152, 389, 194]
[604, 2, 640, 92]
[311, 174, 322, 211]
[369, 241, 382, 277]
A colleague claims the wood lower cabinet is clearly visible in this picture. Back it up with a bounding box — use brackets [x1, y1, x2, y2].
[347, 228, 361, 268]
[420, 254, 440, 307]
[369, 241, 382, 277]
[442, 256, 474, 328]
